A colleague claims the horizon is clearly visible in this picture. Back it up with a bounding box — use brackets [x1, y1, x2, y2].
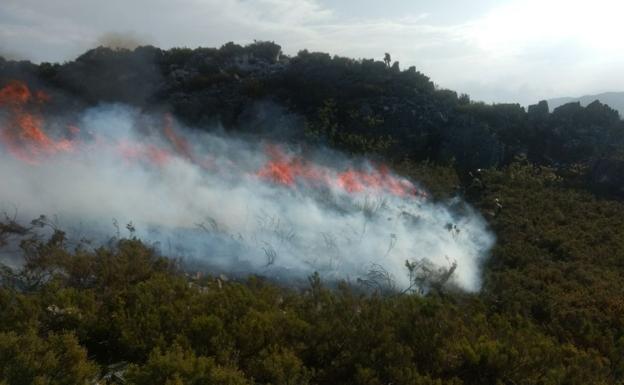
[2, 0, 624, 106]
[5, 42, 624, 111]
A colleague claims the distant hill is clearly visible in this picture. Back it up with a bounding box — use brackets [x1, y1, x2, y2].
[549, 91, 624, 116]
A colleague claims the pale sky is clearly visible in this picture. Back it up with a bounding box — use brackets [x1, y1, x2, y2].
[1, 0, 624, 105]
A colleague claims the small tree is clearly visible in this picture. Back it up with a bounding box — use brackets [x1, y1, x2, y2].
[383, 53, 391, 67]
[404, 258, 457, 294]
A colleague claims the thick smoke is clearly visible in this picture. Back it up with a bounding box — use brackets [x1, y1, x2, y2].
[0, 83, 495, 292]
[95, 32, 151, 50]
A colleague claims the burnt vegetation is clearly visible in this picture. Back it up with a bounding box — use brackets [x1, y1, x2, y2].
[2, 41, 624, 384]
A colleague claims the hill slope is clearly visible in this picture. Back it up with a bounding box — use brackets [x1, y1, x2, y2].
[549, 91, 624, 116]
[2, 42, 624, 384]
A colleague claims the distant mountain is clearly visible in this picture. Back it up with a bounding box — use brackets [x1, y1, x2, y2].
[548, 92, 624, 116]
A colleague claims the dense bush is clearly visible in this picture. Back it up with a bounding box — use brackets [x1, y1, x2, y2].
[2, 157, 624, 384]
[2, 42, 624, 383]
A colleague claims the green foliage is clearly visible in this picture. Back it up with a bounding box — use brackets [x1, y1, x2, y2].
[162, 47, 194, 67]
[126, 344, 249, 385]
[0, 203, 622, 384]
[304, 99, 394, 155]
[0, 330, 98, 385]
[246, 41, 282, 63]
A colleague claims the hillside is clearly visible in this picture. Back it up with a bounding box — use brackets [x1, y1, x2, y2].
[3, 42, 623, 185]
[2, 42, 624, 384]
[549, 91, 624, 117]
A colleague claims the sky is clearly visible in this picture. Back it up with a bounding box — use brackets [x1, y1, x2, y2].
[1, 0, 624, 105]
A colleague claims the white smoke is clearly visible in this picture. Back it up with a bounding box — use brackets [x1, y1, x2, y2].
[0, 104, 495, 292]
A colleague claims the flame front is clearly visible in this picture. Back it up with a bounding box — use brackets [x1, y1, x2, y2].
[1, 80, 426, 199]
[0, 80, 496, 293]
[0, 81, 77, 163]
[257, 144, 426, 198]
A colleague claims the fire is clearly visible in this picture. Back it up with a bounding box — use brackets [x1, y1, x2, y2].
[1, 80, 425, 199]
[163, 113, 194, 161]
[0, 81, 32, 105]
[257, 145, 302, 185]
[35, 90, 51, 104]
[337, 165, 422, 197]
[0, 80, 76, 163]
[257, 145, 426, 198]
[118, 140, 171, 166]
[68, 125, 80, 135]
[256, 145, 331, 187]
[0, 84, 192, 167]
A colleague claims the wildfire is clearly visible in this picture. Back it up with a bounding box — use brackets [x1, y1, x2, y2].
[117, 140, 171, 166]
[0, 81, 31, 105]
[337, 165, 421, 197]
[1, 80, 426, 199]
[163, 113, 194, 162]
[0, 80, 77, 163]
[256, 144, 323, 186]
[257, 145, 426, 198]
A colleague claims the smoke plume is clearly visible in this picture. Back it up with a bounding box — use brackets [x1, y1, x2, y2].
[0, 80, 494, 292]
[95, 32, 151, 50]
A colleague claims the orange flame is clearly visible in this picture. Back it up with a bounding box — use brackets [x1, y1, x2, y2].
[0, 80, 76, 163]
[163, 113, 194, 161]
[256, 145, 332, 186]
[0, 80, 32, 105]
[1, 81, 425, 199]
[118, 141, 171, 166]
[257, 145, 425, 198]
[337, 167, 420, 197]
